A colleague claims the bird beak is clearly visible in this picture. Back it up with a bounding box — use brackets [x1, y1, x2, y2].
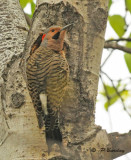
[60, 23, 74, 32]
[52, 23, 73, 40]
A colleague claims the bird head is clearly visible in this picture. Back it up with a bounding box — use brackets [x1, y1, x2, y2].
[40, 24, 73, 52]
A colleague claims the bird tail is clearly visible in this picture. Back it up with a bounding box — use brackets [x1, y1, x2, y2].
[45, 104, 62, 144]
[32, 96, 62, 144]
[39, 93, 62, 143]
[30, 90, 62, 148]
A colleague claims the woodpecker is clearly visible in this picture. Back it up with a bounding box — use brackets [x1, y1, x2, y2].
[26, 24, 72, 148]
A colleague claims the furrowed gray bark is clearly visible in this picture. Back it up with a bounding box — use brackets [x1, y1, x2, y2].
[108, 131, 131, 159]
[0, 0, 46, 159]
[1, 0, 131, 159]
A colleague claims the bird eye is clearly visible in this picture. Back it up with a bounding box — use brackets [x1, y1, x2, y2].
[52, 29, 55, 32]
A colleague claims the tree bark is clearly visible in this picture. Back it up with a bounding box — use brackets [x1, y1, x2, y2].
[108, 131, 131, 159]
[0, 0, 46, 159]
[1, 0, 131, 160]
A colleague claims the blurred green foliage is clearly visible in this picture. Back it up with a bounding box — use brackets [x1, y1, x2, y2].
[100, 84, 130, 110]
[109, 15, 126, 37]
[20, 0, 35, 17]
[125, 0, 131, 13]
[108, 0, 131, 74]
[108, 0, 112, 9]
[124, 52, 131, 73]
[124, 34, 131, 73]
[100, 0, 131, 110]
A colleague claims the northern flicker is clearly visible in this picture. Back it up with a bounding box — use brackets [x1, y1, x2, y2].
[26, 24, 72, 147]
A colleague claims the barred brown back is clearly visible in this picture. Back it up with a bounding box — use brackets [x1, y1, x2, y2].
[26, 46, 69, 142]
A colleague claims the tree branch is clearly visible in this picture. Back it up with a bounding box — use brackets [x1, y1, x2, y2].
[101, 70, 131, 118]
[100, 75, 111, 103]
[104, 41, 131, 54]
[106, 38, 131, 42]
[101, 49, 113, 68]
[24, 12, 32, 27]
[108, 131, 131, 159]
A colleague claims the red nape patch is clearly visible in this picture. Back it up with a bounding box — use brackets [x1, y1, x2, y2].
[42, 34, 46, 41]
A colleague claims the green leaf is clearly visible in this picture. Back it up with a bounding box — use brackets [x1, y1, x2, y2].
[109, 15, 126, 37]
[100, 85, 116, 97]
[124, 53, 131, 73]
[104, 90, 129, 110]
[124, 38, 131, 73]
[120, 90, 130, 100]
[103, 85, 118, 110]
[31, 1, 35, 17]
[100, 84, 130, 110]
[20, 0, 29, 8]
[20, 0, 35, 18]
[125, 0, 131, 13]
[108, 0, 112, 10]
[20, 0, 35, 10]
[104, 95, 118, 110]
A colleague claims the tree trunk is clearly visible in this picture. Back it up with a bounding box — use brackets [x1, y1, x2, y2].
[25, 0, 109, 159]
[0, 0, 46, 159]
[1, 0, 130, 160]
